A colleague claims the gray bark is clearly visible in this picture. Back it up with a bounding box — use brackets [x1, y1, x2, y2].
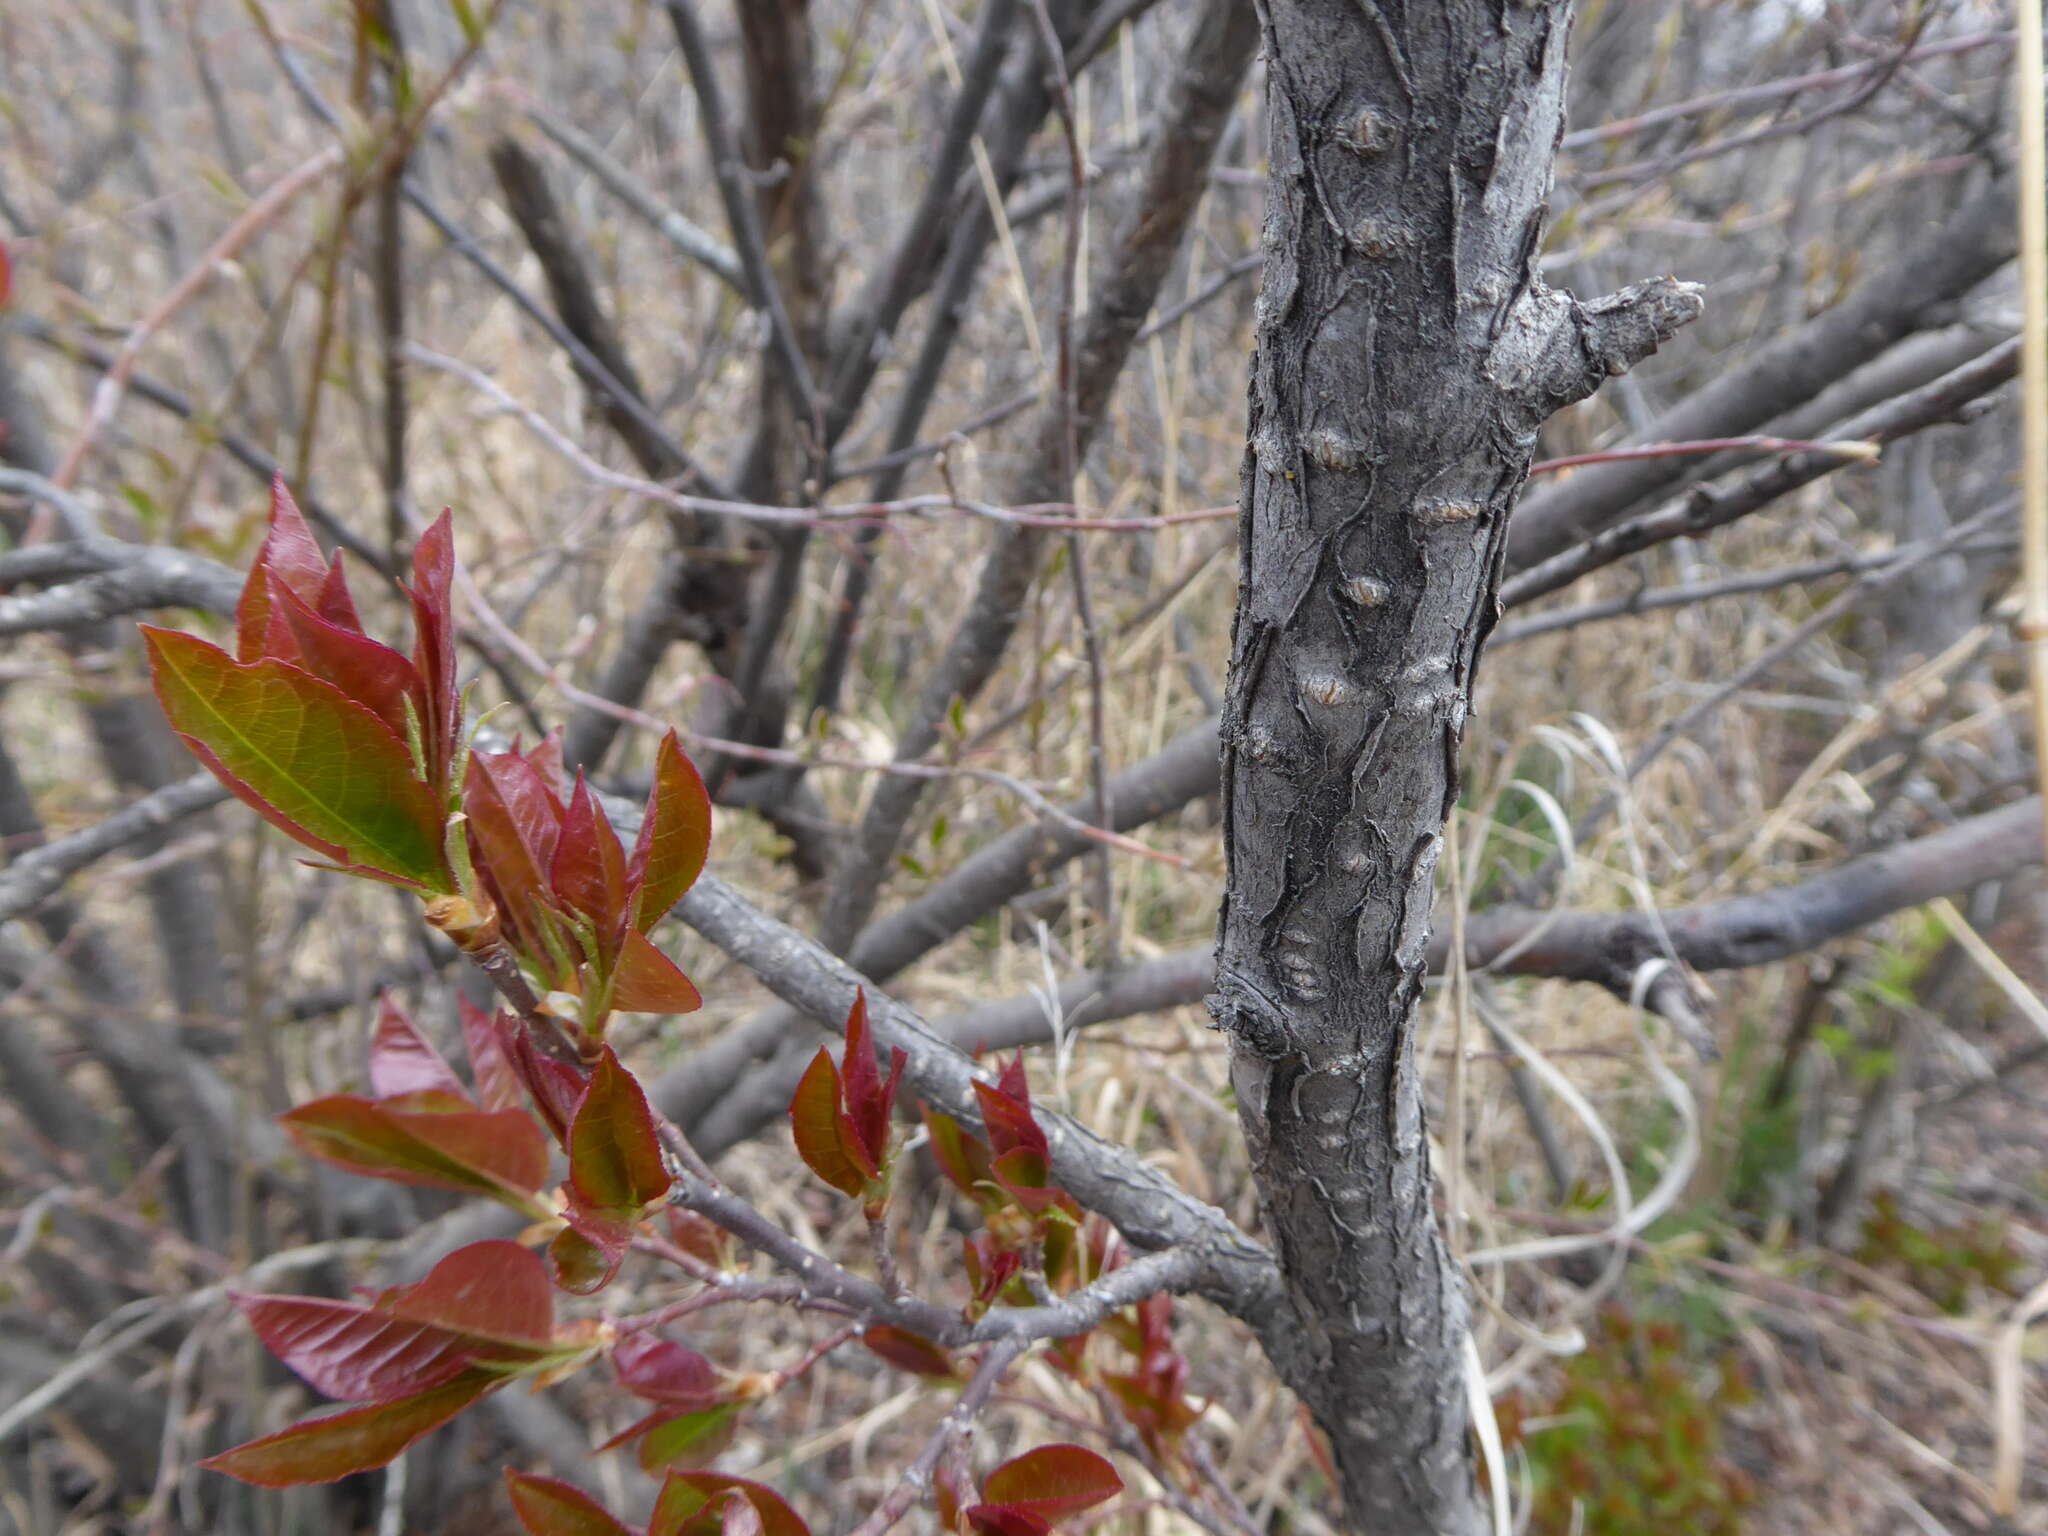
[1211, 5, 1698, 1529]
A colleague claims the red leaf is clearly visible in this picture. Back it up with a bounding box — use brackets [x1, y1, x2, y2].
[664, 1209, 736, 1272]
[629, 731, 712, 931]
[614, 1332, 723, 1407]
[143, 628, 450, 890]
[506, 1471, 640, 1536]
[977, 1446, 1122, 1526]
[369, 994, 469, 1104]
[860, 1325, 957, 1379]
[922, 1109, 994, 1204]
[524, 728, 570, 797]
[508, 1027, 587, 1147]
[466, 749, 566, 960]
[229, 1293, 478, 1402]
[568, 1047, 672, 1214]
[651, 1473, 811, 1536]
[315, 554, 364, 632]
[838, 992, 906, 1173]
[551, 772, 629, 937]
[270, 576, 427, 748]
[199, 1370, 497, 1486]
[609, 927, 702, 1015]
[962, 1509, 1047, 1536]
[407, 510, 461, 788]
[281, 1095, 547, 1205]
[459, 998, 525, 1112]
[788, 1049, 873, 1200]
[236, 476, 329, 662]
[974, 1058, 1048, 1164]
[380, 1241, 555, 1348]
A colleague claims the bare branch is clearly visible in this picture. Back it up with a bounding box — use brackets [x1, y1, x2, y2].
[1507, 171, 2017, 571]
[0, 775, 227, 928]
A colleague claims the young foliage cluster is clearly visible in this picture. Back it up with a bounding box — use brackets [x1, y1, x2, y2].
[1495, 1306, 1756, 1536]
[133, 487, 1212, 1534]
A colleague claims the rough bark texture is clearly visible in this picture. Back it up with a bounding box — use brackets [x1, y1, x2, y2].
[1211, 6, 1698, 1530]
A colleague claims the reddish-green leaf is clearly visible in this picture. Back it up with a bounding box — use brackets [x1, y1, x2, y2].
[962, 1236, 1022, 1317]
[629, 731, 712, 930]
[380, 1241, 555, 1348]
[789, 1049, 872, 1200]
[992, 1147, 1054, 1202]
[548, 1220, 624, 1296]
[568, 1048, 671, 1214]
[651, 1473, 811, 1536]
[369, 994, 469, 1105]
[628, 1405, 738, 1473]
[975, 1446, 1122, 1526]
[551, 772, 629, 935]
[281, 1095, 547, 1204]
[235, 475, 329, 661]
[200, 1370, 496, 1486]
[609, 927, 702, 1015]
[506, 1470, 640, 1536]
[861, 1325, 957, 1379]
[407, 510, 461, 788]
[459, 998, 525, 1112]
[143, 627, 450, 890]
[614, 1332, 722, 1406]
[922, 1109, 995, 1204]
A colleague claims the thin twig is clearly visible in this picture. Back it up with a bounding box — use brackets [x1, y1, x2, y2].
[44, 146, 344, 502]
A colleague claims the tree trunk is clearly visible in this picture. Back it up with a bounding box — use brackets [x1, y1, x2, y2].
[1211, 4, 1700, 1530]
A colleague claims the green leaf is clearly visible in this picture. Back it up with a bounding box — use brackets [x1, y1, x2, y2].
[200, 1371, 497, 1486]
[142, 627, 450, 890]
